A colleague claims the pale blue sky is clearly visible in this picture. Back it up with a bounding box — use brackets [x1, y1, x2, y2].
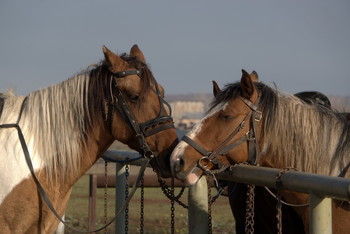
[0, 1, 349, 96]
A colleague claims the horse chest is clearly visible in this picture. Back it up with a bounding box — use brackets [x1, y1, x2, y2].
[0, 129, 43, 204]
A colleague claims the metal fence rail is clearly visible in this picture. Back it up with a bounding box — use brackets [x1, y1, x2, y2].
[85, 151, 350, 234]
[86, 150, 209, 234]
[216, 164, 350, 234]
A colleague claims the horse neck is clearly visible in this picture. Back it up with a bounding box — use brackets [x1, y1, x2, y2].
[22, 73, 114, 186]
[260, 95, 350, 176]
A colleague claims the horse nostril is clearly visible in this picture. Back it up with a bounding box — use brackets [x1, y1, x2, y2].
[179, 158, 184, 167]
[174, 157, 185, 173]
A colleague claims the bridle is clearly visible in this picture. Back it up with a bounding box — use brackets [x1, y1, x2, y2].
[182, 95, 262, 176]
[104, 68, 175, 159]
[0, 67, 176, 233]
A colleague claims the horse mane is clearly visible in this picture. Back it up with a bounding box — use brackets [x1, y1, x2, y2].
[210, 81, 350, 176]
[0, 54, 154, 183]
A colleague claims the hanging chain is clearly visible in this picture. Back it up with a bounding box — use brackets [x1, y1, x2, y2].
[139, 176, 145, 234]
[207, 176, 213, 234]
[275, 167, 296, 234]
[170, 177, 175, 234]
[124, 164, 130, 234]
[155, 171, 188, 209]
[245, 184, 255, 234]
[104, 160, 108, 234]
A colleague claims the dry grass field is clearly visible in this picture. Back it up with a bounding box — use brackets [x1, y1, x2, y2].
[63, 141, 236, 233]
[64, 175, 236, 234]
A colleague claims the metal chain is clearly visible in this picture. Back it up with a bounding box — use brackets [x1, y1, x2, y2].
[207, 176, 213, 234]
[125, 164, 130, 234]
[170, 177, 175, 234]
[275, 167, 296, 234]
[245, 184, 255, 234]
[139, 176, 145, 234]
[156, 173, 188, 209]
[104, 160, 108, 234]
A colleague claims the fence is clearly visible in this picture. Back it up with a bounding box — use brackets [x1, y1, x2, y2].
[85, 150, 210, 234]
[85, 150, 350, 234]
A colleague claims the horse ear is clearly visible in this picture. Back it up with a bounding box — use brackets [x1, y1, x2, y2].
[240, 69, 257, 99]
[102, 45, 126, 73]
[250, 71, 259, 82]
[212, 80, 222, 97]
[130, 44, 146, 63]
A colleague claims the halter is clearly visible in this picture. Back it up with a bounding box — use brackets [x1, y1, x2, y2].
[182, 95, 262, 176]
[104, 68, 175, 159]
[0, 68, 175, 233]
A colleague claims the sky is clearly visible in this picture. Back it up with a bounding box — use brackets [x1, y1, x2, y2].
[0, 1, 349, 96]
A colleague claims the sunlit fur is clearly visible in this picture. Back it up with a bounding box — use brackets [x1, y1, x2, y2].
[262, 92, 350, 176]
[0, 46, 178, 233]
[170, 102, 227, 183]
[0, 54, 159, 185]
[208, 81, 350, 176]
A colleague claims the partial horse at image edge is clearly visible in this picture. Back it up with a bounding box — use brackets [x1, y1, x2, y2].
[0, 45, 178, 233]
[171, 69, 350, 234]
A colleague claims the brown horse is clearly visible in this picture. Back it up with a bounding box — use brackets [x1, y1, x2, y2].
[171, 70, 350, 233]
[0, 45, 178, 233]
[225, 90, 333, 234]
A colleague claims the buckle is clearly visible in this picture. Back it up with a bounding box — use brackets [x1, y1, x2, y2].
[254, 111, 262, 121]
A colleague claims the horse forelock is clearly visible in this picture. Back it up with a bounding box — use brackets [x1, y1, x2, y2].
[119, 53, 154, 101]
[261, 91, 350, 176]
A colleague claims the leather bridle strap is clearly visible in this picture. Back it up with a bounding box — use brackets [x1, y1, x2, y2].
[182, 95, 262, 175]
[0, 97, 150, 233]
[107, 69, 175, 158]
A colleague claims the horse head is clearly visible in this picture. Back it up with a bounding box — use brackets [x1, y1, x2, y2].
[98, 45, 178, 177]
[170, 69, 263, 184]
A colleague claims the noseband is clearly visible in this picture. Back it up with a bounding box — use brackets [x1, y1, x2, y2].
[182, 96, 262, 175]
[105, 69, 174, 158]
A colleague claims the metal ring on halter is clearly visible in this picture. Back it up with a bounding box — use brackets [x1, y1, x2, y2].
[197, 156, 213, 172]
[245, 131, 255, 141]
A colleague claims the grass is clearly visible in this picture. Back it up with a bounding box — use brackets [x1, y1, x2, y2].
[64, 174, 235, 234]
[64, 141, 236, 233]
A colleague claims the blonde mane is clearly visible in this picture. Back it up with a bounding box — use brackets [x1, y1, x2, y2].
[0, 69, 100, 182]
[261, 92, 350, 176]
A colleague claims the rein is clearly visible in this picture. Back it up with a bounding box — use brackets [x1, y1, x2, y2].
[0, 68, 175, 233]
[105, 69, 174, 158]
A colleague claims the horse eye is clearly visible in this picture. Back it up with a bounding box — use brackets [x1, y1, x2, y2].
[129, 94, 139, 101]
[219, 113, 234, 120]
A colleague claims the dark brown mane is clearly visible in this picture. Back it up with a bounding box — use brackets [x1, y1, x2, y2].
[207, 82, 278, 128]
[87, 54, 155, 119]
[0, 94, 5, 118]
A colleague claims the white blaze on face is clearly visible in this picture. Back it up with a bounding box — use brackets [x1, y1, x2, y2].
[170, 101, 228, 182]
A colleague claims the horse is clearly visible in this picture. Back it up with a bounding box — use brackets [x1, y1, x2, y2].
[0, 45, 178, 233]
[170, 69, 350, 234]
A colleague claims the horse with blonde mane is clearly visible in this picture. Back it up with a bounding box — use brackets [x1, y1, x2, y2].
[171, 70, 350, 233]
[0, 45, 178, 233]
